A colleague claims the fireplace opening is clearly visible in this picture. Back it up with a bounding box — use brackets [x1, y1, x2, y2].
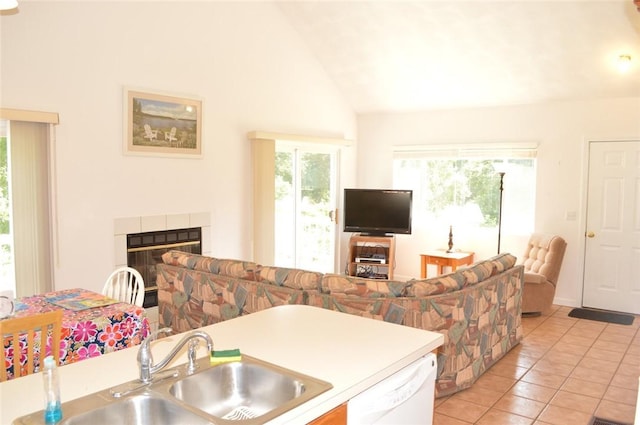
[127, 227, 202, 308]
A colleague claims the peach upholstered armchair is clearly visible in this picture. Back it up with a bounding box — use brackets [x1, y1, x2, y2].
[520, 233, 567, 315]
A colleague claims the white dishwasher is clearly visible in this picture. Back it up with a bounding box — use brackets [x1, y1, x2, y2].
[347, 352, 437, 425]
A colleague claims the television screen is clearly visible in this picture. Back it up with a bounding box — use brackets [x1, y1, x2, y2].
[343, 189, 412, 235]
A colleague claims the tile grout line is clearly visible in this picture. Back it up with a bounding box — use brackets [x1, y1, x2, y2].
[523, 309, 573, 424]
[593, 322, 640, 419]
[530, 310, 639, 425]
[482, 310, 606, 424]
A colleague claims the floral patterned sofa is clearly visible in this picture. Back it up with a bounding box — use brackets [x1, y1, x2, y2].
[156, 250, 523, 398]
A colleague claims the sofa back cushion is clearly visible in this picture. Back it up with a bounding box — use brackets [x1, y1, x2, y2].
[257, 266, 323, 291]
[161, 250, 259, 281]
[406, 272, 466, 296]
[321, 274, 409, 297]
[488, 253, 517, 274]
[459, 261, 494, 285]
[455, 253, 517, 286]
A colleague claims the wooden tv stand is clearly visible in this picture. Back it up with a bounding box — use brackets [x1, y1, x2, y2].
[347, 234, 395, 280]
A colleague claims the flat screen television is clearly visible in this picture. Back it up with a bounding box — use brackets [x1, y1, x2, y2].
[343, 189, 413, 235]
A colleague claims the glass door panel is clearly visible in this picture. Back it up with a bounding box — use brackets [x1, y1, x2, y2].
[0, 121, 15, 296]
[275, 145, 337, 272]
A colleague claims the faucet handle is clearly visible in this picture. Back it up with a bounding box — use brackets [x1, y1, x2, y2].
[186, 339, 200, 375]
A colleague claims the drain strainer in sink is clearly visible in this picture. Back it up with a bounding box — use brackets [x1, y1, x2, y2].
[222, 406, 259, 420]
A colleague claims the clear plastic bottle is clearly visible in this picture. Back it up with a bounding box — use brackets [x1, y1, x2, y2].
[42, 355, 62, 424]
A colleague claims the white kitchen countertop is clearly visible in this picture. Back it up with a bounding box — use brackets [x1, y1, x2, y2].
[1, 305, 444, 424]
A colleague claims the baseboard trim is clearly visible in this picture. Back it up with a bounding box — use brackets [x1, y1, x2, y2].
[552, 297, 579, 308]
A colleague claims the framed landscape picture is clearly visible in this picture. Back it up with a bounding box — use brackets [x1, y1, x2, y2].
[124, 88, 202, 158]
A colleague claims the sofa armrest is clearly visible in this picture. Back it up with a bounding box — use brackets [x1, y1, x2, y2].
[524, 271, 547, 285]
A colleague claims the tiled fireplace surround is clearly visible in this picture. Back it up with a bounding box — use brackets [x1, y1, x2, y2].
[113, 212, 212, 331]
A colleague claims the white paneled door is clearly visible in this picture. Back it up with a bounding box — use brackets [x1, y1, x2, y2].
[583, 140, 640, 314]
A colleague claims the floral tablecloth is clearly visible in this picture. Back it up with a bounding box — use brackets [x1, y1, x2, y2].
[2, 288, 150, 380]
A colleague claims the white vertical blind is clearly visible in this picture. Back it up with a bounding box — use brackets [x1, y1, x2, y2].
[250, 136, 276, 265]
[9, 121, 53, 296]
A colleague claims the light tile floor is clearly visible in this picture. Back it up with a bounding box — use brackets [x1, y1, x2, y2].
[434, 305, 640, 425]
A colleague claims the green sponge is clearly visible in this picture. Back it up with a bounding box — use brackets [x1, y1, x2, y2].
[210, 349, 242, 365]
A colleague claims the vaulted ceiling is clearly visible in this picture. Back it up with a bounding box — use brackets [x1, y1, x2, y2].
[277, 1, 640, 114]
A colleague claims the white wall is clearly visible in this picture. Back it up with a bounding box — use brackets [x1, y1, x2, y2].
[0, 2, 357, 294]
[357, 97, 640, 307]
[3, 3, 638, 309]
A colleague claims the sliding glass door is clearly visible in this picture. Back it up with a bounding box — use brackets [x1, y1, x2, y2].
[274, 143, 338, 272]
[0, 121, 13, 295]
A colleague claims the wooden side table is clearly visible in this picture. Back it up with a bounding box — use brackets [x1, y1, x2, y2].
[419, 250, 475, 278]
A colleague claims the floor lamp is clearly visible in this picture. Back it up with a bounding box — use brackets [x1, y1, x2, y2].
[497, 172, 505, 254]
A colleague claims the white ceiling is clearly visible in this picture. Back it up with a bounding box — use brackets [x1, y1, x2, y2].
[276, 1, 640, 114]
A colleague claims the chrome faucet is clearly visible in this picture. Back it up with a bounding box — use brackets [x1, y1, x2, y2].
[137, 327, 214, 384]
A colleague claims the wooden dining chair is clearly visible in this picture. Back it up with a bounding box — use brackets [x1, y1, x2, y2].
[0, 310, 63, 381]
[102, 266, 145, 307]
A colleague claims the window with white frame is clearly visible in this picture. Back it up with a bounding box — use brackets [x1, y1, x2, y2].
[393, 143, 536, 237]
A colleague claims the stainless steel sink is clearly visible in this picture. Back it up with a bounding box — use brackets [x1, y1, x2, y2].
[60, 394, 213, 425]
[12, 355, 332, 425]
[169, 357, 332, 422]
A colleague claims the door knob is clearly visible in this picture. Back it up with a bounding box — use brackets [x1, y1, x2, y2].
[586, 231, 595, 238]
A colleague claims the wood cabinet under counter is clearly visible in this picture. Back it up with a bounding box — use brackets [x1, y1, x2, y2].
[308, 403, 347, 425]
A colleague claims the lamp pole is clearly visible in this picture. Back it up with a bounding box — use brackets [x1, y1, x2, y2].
[497, 172, 505, 254]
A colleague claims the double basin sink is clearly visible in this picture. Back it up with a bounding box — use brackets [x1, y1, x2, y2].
[13, 355, 333, 424]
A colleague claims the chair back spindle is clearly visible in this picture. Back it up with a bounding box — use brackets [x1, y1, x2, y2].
[102, 267, 145, 307]
[0, 310, 63, 381]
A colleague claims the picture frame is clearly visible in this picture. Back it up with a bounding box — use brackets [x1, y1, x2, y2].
[124, 88, 202, 158]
